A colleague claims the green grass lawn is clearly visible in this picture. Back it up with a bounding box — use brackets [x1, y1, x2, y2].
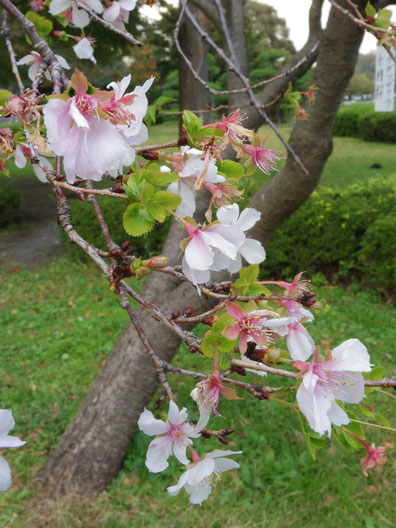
[0, 259, 395, 528]
[0, 122, 395, 527]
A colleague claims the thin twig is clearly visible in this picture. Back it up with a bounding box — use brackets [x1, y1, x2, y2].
[121, 292, 173, 400]
[1, 10, 24, 93]
[134, 138, 183, 154]
[231, 358, 299, 379]
[74, 1, 143, 47]
[52, 178, 128, 200]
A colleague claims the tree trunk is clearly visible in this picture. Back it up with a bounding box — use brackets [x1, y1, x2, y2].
[38, 0, 368, 493]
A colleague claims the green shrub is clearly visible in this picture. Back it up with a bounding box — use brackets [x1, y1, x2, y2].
[359, 112, 396, 143]
[60, 196, 171, 262]
[263, 176, 396, 297]
[333, 104, 396, 143]
[0, 184, 21, 228]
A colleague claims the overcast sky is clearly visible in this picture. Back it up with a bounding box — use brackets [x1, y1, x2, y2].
[142, 0, 396, 55]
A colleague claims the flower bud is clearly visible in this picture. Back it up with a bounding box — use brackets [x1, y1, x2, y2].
[189, 346, 198, 354]
[135, 266, 152, 277]
[109, 282, 119, 294]
[141, 150, 159, 161]
[142, 255, 168, 269]
[183, 307, 194, 317]
[201, 316, 214, 327]
[177, 134, 189, 147]
[171, 311, 181, 319]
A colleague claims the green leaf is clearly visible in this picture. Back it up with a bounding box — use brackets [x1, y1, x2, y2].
[217, 160, 245, 180]
[26, 11, 53, 37]
[155, 191, 181, 210]
[144, 105, 157, 127]
[231, 264, 267, 295]
[143, 164, 179, 186]
[212, 313, 233, 335]
[201, 329, 236, 358]
[358, 403, 375, 419]
[0, 89, 13, 104]
[123, 203, 155, 236]
[374, 8, 392, 29]
[141, 184, 155, 207]
[299, 414, 326, 460]
[365, 1, 377, 18]
[363, 366, 385, 381]
[375, 414, 390, 428]
[156, 96, 176, 107]
[332, 426, 360, 452]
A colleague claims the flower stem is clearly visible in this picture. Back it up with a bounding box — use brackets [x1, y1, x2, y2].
[350, 419, 396, 434]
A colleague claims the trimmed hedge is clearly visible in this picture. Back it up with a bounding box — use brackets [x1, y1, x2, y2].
[263, 176, 396, 297]
[0, 184, 21, 228]
[333, 103, 396, 143]
[59, 196, 171, 263]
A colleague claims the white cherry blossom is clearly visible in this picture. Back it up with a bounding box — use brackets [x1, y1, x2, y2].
[215, 203, 266, 274]
[296, 339, 372, 436]
[17, 52, 69, 82]
[265, 315, 315, 361]
[73, 38, 97, 64]
[0, 410, 25, 492]
[138, 401, 200, 473]
[167, 149, 225, 218]
[49, 0, 103, 28]
[167, 449, 242, 505]
[103, 0, 137, 31]
[14, 143, 52, 184]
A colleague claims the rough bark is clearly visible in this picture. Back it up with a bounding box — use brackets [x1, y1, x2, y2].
[38, 0, 369, 493]
[178, 3, 210, 126]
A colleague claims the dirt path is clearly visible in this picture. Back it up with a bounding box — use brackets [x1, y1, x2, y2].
[0, 176, 65, 270]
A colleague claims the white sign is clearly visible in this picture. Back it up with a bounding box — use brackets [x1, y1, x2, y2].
[374, 46, 395, 112]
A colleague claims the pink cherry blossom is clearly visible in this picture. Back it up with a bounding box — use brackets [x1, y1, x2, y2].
[43, 70, 135, 183]
[0, 410, 26, 492]
[296, 339, 372, 436]
[344, 429, 393, 477]
[190, 350, 239, 431]
[213, 109, 253, 144]
[167, 448, 241, 505]
[242, 133, 281, 174]
[138, 400, 200, 473]
[106, 74, 154, 146]
[223, 302, 271, 354]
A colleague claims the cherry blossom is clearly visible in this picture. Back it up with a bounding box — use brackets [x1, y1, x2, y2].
[103, 0, 137, 31]
[0, 410, 25, 492]
[43, 70, 135, 183]
[296, 339, 372, 436]
[14, 143, 52, 184]
[215, 203, 266, 273]
[49, 0, 103, 28]
[223, 302, 272, 354]
[180, 217, 244, 286]
[17, 52, 70, 82]
[238, 132, 281, 174]
[191, 349, 239, 431]
[265, 314, 315, 361]
[167, 148, 225, 217]
[138, 400, 200, 473]
[360, 442, 393, 477]
[213, 109, 253, 144]
[106, 74, 154, 146]
[167, 448, 242, 505]
[73, 37, 97, 64]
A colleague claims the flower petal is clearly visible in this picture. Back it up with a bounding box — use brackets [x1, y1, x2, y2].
[330, 339, 372, 372]
[145, 437, 172, 473]
[0, 457, 11, 492]
[186, 480, 212, 504]
[137, 408, 168, 436]
[0, 410, 15, 438]
[239, 238, 266, 264]
[167, 469, 190, 496]
[216, 203, 240, 225]
[185, 232, 213, 271]
[287, 324, 315, 361]
[235, 207, 261, 231]
[187, 458, 215, 486]
[214, 457, 240, 472]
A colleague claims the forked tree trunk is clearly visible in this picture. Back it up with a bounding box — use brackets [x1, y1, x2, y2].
[38, 0, 367, 492]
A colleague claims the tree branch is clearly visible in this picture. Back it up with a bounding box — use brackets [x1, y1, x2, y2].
[1, 10, 24, 93]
